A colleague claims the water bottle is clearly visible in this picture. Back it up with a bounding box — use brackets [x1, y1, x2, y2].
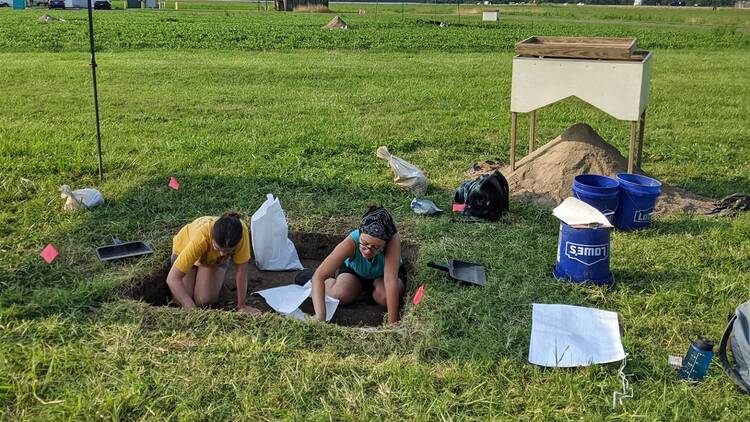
[678, 336, 714, 381]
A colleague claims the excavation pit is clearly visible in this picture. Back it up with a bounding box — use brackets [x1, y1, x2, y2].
[125, 232, 420, 327]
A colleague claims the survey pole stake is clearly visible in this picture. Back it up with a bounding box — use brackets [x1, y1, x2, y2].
[628, 121, 637, 173]
[510, 112, 518, 172]
[637, 109, 646, 170]
[86, 0, 104, 182]
[529, 109, 537, 153]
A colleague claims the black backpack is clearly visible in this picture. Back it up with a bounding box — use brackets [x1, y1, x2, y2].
[454, 171, 510, 221]
[719, 300, 750, 394]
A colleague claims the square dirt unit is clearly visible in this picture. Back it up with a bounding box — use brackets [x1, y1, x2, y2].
[126, 232, 420, 327]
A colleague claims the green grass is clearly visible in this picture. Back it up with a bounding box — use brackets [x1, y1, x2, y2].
[330, 3, 750, 28]
[1, 5, 750, 420]
[1, 7, 748, 52]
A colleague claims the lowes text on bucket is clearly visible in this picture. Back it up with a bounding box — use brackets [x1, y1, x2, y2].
[633, 209, 653, 223]
[565, 242, 609, 266]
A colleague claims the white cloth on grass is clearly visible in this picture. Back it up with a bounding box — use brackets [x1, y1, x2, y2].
[255, 281, 339, 322]
[528, 303, 625, 367]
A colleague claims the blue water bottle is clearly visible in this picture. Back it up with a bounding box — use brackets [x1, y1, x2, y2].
[678, 336, 714, 381]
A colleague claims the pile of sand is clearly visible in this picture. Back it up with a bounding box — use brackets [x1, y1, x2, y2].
[322, 16, 349, 30]
[500, 123, 714, 215]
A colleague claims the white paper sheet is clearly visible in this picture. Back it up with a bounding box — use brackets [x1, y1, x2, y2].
[553, 197, 613, 229]
[255, 281, 339, 322]
[528, 304, 625, 367]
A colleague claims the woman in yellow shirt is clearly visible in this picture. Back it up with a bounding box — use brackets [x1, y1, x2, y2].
[166, 212, 260, 314]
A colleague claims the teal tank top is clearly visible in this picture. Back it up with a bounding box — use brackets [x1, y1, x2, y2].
[344, 230, 402, 280]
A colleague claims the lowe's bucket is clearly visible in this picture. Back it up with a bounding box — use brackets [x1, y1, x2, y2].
[553, 223, 613, 285]
[614, 173, 662, 231]
[572, 174, 620, 223]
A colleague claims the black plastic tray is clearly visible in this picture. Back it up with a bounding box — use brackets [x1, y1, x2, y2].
[96, 239, 153, 262]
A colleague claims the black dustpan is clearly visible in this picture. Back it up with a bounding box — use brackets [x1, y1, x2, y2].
[96, 238, 153, 262]
[428, 260, 486, 286]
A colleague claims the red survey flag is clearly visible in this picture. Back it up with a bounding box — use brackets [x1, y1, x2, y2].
[412, 284, 425, 305]
[40, 244, 59, 264]
[452, 203, 465, 213]
[168, 177, 180, 190]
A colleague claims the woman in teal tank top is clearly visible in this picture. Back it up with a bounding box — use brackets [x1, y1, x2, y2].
[311, 206, 406, 324]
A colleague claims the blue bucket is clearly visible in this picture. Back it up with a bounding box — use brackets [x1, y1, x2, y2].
[572, 174, 620, 223]
[553, 223, 613, 285]
[614, 173, 662, 231]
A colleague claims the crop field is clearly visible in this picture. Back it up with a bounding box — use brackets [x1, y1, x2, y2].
[1, 3, 750, 420]
[1, 5, 748, 51]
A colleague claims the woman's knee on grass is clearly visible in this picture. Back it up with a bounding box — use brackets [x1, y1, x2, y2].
[193, 292, 217, 308]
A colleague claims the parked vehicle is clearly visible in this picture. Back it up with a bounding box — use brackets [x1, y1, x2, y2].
[48, 0, 65, 8]
[94, 0, 111, 8]
[0, 0, 11, 7]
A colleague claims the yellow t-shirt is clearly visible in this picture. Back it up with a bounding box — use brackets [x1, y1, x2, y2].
[171, 216, 251, 273]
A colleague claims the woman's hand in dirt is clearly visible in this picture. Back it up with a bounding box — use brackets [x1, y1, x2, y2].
[238, 305, 262, 315]
[304, 314, 324, 323]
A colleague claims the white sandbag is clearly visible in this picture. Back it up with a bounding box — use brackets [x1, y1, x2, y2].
[376, 146, 428, 195]
[251, 194, 303, 271]
[59, 185, 104, 211]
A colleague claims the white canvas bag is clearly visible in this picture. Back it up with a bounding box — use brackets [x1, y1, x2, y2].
[251, 194, 303, 271]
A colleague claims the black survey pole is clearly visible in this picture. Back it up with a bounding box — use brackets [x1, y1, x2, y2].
[86, 0, 104, 182]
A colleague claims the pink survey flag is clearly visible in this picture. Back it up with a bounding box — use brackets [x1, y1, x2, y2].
[168, 177, 180, 190]
[40, 244, 59, 264]
[412, 284, 425, 305]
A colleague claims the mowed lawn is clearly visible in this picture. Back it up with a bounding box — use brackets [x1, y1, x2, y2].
[1, 6, 750, 420]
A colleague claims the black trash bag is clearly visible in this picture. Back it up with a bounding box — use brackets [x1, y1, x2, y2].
[454, 171, 509, 221]
[708, 193, 750, 217]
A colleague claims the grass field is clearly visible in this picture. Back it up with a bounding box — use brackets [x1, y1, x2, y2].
[2, 5, 748, 51]
[1, 4, 750, 420]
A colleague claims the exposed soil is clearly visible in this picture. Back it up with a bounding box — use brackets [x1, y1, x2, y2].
[500, 123, 715, 214]
[322, 16, 348, 30]
[125, 231, 420, 327]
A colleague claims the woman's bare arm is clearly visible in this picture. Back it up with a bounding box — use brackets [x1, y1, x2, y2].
[383, 233, 402, 324]
[166, 265, 195, 309]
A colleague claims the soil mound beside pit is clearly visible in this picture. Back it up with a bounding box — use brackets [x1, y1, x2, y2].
[501, 123, 714, 214]
[323, 16, 349, 30]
